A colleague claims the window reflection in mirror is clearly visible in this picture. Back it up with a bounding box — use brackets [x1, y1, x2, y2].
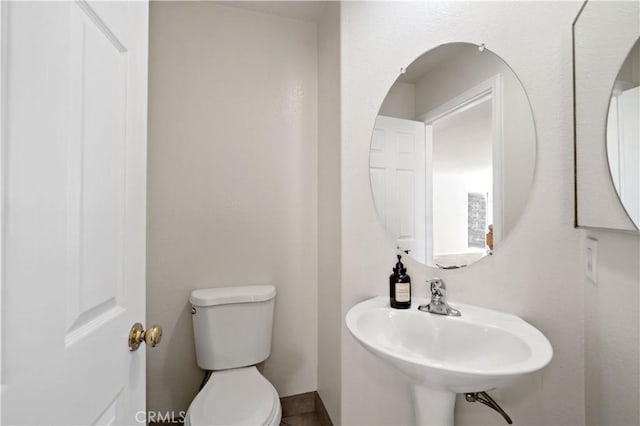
[369, 43, 536, 268]
[606, 38, 640, 229]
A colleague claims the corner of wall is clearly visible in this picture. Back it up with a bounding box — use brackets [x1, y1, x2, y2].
[317, 2, 342, 423]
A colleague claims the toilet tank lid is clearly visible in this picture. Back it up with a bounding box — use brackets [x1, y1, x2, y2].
[190, 285, 276, 307]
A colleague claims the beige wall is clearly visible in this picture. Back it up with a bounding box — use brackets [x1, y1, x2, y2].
[339, 2, 585, 424]
[147, 1, 318, 413]
[317, 2, 342, 423]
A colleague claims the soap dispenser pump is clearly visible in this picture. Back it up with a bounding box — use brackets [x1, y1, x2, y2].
[390, 254, 411, 309]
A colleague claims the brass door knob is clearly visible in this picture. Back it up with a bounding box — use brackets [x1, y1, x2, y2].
[129, 323, 163, 351]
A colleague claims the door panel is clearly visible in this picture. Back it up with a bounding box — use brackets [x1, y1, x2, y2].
[66, 1, 127, 341]
[618, 87, 639, 225]
[1, 1, 148, 424]
[370, 116, 426, 262]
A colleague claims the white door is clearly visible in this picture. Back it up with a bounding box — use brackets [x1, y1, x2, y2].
[1, 1, 149, 424]
[370, 116, 426, 262]
[617, 86, 639, 225]
[607, 86, 640, 226]
[424, 124, 434, 266]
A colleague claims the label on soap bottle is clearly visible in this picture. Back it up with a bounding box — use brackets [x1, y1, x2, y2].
[395, 283, 410, 302]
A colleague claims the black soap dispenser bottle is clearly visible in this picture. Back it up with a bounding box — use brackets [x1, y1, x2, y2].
[390, 254, 411, 309]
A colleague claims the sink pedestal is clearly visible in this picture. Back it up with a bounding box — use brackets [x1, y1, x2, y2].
[411, 385, 456, 426]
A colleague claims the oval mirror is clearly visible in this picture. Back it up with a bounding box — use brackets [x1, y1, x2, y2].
[369, 42, 536, 268]
[606, 37, 640, 229]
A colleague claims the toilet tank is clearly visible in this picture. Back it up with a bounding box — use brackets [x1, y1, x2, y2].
[190, 285, 276, 370]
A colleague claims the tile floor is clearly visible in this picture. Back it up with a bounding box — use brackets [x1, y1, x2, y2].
[279, 391, 331, 426]
[280, 411, 323, 426]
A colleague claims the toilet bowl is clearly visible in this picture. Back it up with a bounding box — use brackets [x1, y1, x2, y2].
[186, 285, 281, 426]
[185, 367, 281, 426]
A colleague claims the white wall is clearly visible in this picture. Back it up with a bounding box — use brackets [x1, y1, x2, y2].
[583, 231, 639, 425]
[147, 1, 318, 413]
[433, 171, 491, 256]
[340, 2, 585, 425]
[317, 2, 342, 422]
[579, 7, 640, 424]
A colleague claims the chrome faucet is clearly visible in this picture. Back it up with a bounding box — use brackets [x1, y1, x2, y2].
[418, 278, 461, 316]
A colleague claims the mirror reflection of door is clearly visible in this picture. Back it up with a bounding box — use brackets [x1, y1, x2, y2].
[606, 38, 640, 228]
[428, 95, 495, 268]
[373, 82, 499, 268]
[371, 117, 426, 262]
[369, 43, 536, 269]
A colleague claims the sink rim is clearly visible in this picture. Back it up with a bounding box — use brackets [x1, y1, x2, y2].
[346, 296, 553, 378]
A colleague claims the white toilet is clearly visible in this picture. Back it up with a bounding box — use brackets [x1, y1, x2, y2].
[185, 285, 282, 426]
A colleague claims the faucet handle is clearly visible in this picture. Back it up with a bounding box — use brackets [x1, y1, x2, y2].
[428, 278, 446, 298]
[419, 278, 461, 316]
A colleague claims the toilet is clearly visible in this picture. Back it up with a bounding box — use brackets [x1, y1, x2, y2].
[185, 285, 281, 426]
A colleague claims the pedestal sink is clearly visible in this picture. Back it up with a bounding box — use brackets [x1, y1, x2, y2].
[345, 297, 553, 426]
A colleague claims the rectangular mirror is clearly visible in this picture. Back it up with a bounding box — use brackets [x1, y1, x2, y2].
[574, 0, 640, 232]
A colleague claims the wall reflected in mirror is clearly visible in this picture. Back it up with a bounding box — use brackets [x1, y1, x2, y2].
[606, 38, 640, 229]
[369, 43, 536, 268]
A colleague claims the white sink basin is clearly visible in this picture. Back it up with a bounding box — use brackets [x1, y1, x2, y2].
[346, 297, 553, 425]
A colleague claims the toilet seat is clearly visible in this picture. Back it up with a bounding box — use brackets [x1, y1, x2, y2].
[186, 366, 281, 426]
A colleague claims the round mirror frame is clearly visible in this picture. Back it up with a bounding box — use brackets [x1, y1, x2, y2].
[369, 42, 538, 269]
